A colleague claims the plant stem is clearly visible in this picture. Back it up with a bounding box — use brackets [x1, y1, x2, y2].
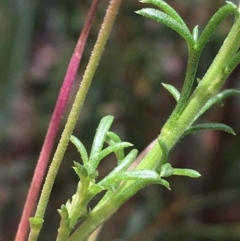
[176, 48, 200, 113]
[68, 12, 240, 241]
[19, 0, 100, 240]
[165, 47, 200, 126]
[160, 15, 240, 147]
[68, 143, 162, 241]
[28, 0, 122, 240]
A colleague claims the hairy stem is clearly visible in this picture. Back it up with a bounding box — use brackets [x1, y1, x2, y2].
[28, 0, 122, 240]
[15, 1, 100, 241]
[69, 12, 240, 241]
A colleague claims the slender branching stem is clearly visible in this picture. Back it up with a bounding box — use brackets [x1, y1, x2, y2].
[68, 11, 240, 241]
[15, 1, 101, 241]
[28, 0, 122, 240]
[15, 1, 100, 240]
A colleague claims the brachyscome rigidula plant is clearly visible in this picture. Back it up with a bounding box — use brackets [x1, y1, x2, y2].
[13, 0, 240, 241]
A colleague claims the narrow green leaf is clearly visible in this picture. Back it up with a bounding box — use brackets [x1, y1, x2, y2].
[192, 25, 199, 42]
[136, 8, 194, 47]
[106, 131, 121, 143]
[185, 123, 235, 136]
[160, 163, 174, 177]
[140, 0, 187, 26]
[73, 161, 88, 178]
[91, 142, 133, 169]
[70, 135, 88, 165]
[89, 116, 114, 160]
[160, 163, 201, 178]
[173, 168, 201, 178]
[157, 178, 170, 189]
[197, 3, 238, 51]
[110, 149, 138, 174]
[106, 131, 124, 162]
[98, 149, 138, 190]
[99, 170, 170, 189]
[162, 83, 180, 102]
[194, 89, 240, 121]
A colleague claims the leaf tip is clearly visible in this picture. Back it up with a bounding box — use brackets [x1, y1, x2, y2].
[135, 9, 143, 15]
[225, 1, 236, 7]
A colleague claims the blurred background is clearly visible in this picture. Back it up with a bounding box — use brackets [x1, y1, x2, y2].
[1, 0, 240, 240]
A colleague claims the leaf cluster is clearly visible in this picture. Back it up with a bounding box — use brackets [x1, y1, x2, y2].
[55, 116, 161, 239]
[137, 0, 240, 138]
[30, 1, 240, 240]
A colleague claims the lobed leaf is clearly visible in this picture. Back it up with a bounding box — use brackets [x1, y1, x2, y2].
[162, 83, 180, 102]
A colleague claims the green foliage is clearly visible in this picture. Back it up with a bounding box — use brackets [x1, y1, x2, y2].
[160, 163, 201, 178]
[137, 0, 239, 119]
[185, 123, 235, 136]
[193, 89, 240, 121]
[58, 116, 171, 239]
[162, 83, 180, 102]
[24, 1, 240, 240]
[61, 1, 240, 240]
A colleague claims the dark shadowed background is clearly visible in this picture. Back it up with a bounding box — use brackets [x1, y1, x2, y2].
[1, 0, 240, 240]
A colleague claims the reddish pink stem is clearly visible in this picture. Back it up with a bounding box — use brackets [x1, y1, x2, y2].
[14, 1, 101, 241]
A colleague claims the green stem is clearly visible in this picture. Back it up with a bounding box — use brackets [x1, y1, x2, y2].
[28, 0, 122, 240]
[68, 143, 162, 241]
[168, 47, 200, 121]
[177, 49, 200, 109]
[16, 2, 100, 241]
[160, 16, 240, 146]
[68, 12, 240, 241]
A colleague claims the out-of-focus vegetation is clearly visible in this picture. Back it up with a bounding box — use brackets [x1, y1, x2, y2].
[1, 0, 240, 240]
